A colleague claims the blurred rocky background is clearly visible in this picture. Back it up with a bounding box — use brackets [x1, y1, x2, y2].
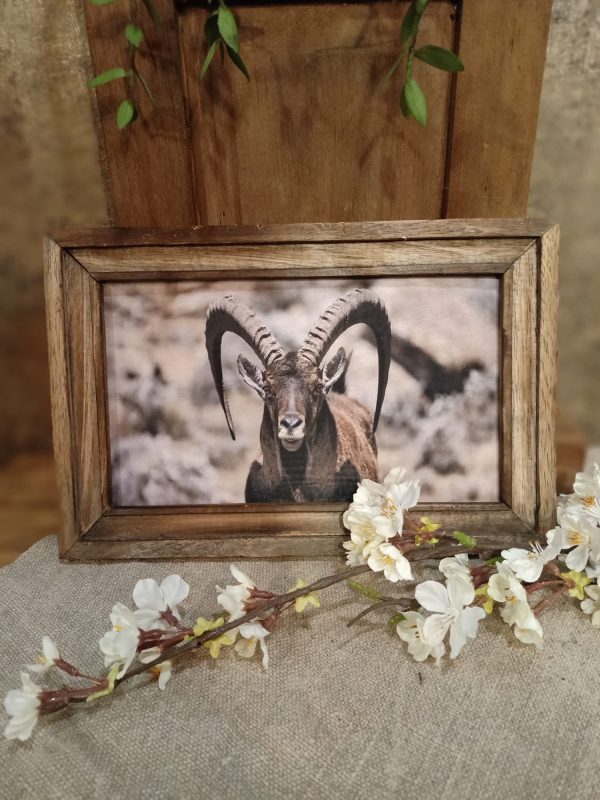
[104, 278, 499, 505]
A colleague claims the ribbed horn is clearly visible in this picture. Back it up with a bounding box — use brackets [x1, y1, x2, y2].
[299, 288, 391, 432]
[205, 295, 284, 439]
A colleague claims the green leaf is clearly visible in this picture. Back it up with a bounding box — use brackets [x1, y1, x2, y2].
[88, 67, 130, 88]
[400, 4, 419, 45]
[205, 13, 221, 45]
[226, 45, 250, 81]
[89, 0, 117, 5]
[452, 530, 477, 549]
[217, 3, 239, 53]
[86, 665, 120, 703]
[486, 555, 503, 566]
[414, 45, 464, 72]
[402, 78, 427, 125]
[116, 98, 136, 130]
[388, 612, 407, 627]
[415, 0, 430, 15]
[200, 40, 219, 78]
[347, 580, 382, 602]
[125, 24, 144, 49]
[141, 0, 161, 25]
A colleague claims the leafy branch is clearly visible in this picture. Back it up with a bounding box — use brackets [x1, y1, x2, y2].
[201, 0, 249, 81]
[383, 0, 464, 125]
[87, 0, 160, 129]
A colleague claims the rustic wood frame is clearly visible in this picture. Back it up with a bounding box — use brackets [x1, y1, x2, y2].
[45, 219, 558, 560]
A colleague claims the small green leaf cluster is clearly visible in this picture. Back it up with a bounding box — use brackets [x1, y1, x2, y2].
[385, 0, 463, 126]
[87, 0, 159, 129]
[201, 1, 249, 81]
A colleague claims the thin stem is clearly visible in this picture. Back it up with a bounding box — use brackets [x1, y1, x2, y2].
[119, 564, 372, 684]
[347, 600, 408, 627]
[526, 579, 565, 594]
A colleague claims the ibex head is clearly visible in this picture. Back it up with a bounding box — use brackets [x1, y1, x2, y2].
[205, 289, 392, 451]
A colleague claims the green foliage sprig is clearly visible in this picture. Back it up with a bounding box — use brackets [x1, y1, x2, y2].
[384, 0, 464, 125]
[201, 1, 249, 81]
[87, 0, 463, 130]
[87, 0, 160, 130]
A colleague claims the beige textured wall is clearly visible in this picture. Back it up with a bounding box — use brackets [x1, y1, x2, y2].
[529, 0, 600, 441]
[0, 0, 598, 459]
[0, 0, 106, 456]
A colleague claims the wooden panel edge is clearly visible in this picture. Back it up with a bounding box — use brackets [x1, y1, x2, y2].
[536, 225, 559, 532]
[55, 219, 554, 249]
[509, 245, 538, 526]
[44, 239, 78, 555]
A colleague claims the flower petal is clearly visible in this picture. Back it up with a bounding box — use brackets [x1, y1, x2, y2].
[160, 575, 189, 608]
[132, 579, 166, 612]
[447, 575, 475, 610]
[422, 612, 452, 645]
[415, 580, 449, 613]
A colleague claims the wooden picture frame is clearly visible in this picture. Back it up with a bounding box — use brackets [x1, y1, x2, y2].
[45, 219, 558, 560]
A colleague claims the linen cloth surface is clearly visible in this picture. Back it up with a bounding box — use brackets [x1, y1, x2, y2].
[0, 536, 598, 800]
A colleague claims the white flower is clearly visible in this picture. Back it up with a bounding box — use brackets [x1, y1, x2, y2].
[342, 511, 385, 567]
[488, 563, 527, 625]
[416, 576, 486, 659]
[551, 511, 600, 571]
[488, 565, 543, 648]
[216, 566, 254, 620]
[512, 603, 544, 650]
[99, 602, 145, 678]
[4, 672, 41, 741]
[396, 611, 445, 662]
[367, 542, 413, 582]
[133, 575, 189, 622]
[580, 583, 600, 626]
[99, 628, 139, 678]
[110, 601, 155, 632]
[234, 622, 269, 669]
[371, 473, 421, 539]
[572, 463, 600, 521]
[27, 636, 60, 674]
[501, 539, 561, 583]
[439, 553, 472, 584]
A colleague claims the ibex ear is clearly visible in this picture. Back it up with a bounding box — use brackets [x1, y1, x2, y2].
[322, 347, 349, 395]
[237, 355, 267, 399]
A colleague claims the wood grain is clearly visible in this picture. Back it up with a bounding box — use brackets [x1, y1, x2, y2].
[85, 502, 526, 541]
[83, 0, 196, 226]
[44, 240, 78, 554]
[73, 239, 532, 281]
[537, 225, 559, 532]
[444, 0, 553, 217]
[179, 1, 454, 224]
[56, 219, 553, 249]
[507, 244, 538, 527]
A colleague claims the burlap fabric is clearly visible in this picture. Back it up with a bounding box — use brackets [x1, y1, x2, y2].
[0, 536, 597, 799]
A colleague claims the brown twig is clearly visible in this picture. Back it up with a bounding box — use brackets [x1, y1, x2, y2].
[347, 600, 409, 627]
[533, 584, 569, 616]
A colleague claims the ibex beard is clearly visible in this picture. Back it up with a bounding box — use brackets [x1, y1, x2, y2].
[205, 288, 392, 503]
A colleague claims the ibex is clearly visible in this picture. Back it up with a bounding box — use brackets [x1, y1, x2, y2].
[205, 288, 391, 502]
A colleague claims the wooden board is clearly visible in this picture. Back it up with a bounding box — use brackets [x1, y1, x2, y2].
[444, 0, 553, 217]
[45, 220, 559, 560]
[82, 1, 552, 226]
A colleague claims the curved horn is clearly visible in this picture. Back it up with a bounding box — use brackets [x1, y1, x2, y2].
[299, 288, 391, 432]
[205, 295, 284, 440]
